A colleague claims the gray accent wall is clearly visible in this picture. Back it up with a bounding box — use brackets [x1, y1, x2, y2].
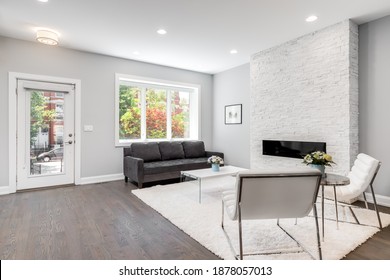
[0, 36, 213, 187]
[212, 64, 250, 168]
[359, 15, 390, 197]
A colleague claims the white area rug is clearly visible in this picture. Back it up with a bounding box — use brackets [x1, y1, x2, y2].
[132, 176, 390, 260]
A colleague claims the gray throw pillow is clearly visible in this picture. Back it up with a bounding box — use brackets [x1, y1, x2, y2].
[159, 142, 185, 160]
[182, 141, 206, 158]
[131, 142, 161, 162]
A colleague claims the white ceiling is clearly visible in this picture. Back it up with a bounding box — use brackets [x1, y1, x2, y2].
[1, 0, 390, 74]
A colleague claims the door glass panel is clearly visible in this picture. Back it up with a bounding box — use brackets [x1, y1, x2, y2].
[29, 90, 64, 176]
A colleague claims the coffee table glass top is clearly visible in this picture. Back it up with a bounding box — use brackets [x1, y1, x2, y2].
[181, 165, 247, 179]
[181, 165, 247, 203]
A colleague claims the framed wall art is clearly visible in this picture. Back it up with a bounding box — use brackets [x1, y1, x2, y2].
[225, 104, 242, 124]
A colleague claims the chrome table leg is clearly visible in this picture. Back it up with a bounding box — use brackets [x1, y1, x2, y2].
[333, 185, 339, 229]
[198, 178, 202, 203]
[322, 185, 325, 241]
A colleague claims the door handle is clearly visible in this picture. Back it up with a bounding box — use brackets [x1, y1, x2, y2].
[66, 140, 73, 145]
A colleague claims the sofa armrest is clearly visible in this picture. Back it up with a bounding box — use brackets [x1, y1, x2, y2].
[123, 147, 132, 157]
[205, 151, 224, 159]
[124, 156, 144, 184]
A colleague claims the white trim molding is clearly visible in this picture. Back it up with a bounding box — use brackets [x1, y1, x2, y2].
[359, 192, 390, 208]
[0, 186, 12, 196]
[79, 174, 124, 185]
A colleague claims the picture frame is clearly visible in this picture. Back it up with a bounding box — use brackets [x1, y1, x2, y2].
[225, 104, 242, 124]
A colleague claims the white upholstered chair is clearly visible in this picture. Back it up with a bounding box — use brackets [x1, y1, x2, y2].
[221, 168, 322, 260]
[325, 153, 382, 228]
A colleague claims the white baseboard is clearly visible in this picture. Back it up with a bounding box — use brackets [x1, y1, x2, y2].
[0, 186, 12, 196]
[79, 173, 124, 185]
[359, 192, 390, 207]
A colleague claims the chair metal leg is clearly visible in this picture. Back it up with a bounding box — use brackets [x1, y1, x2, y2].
[221, 201, 240, 260]
[238, 204, 243, 260]
[348, 206, 360, 224]
[363, 192, 369, 209]
[224, 215, 320, 260]
[277, 221, 316, 259]
[369, 183, 383, 229]
[313, 203, 323, 260]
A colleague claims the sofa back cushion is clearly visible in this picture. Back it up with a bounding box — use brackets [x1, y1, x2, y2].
[131, 142, 161, 162]
[182, 141, 206, 158]
[159, 141, 185, 160]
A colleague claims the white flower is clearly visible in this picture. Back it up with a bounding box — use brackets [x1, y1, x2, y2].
[302, 151, 335, 166]
[207, 155, 223, 165]
[304, 154, 313, 163]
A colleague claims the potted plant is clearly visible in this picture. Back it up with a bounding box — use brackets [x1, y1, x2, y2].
[207, 155, 224, 172]
[303, 151, 335, 176]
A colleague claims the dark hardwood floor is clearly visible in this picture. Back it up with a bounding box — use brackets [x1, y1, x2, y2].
[0, 180, 389, 260]
[342, 201, 390, 260]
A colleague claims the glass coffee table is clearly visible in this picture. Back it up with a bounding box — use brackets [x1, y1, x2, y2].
[181, 165, 247, 203]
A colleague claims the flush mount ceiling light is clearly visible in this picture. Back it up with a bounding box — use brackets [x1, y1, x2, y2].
[157, 29, 167, 35]
[306, 15, 318, 22]
[133, 51, 140, 55]
[37, 0, 49, 2]
[36, 30, 58, 45]
[230, 49, 238, 54]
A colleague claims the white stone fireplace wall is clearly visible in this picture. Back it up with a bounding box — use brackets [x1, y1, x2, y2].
[250, 20, 358, 175]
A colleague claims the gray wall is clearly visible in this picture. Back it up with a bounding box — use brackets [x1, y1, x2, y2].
[359, 15, 390, 197]
[212, 64, 250, 168]
[0, 36, 213, 186]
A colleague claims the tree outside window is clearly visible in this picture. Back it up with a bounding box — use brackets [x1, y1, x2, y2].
[116, 75, 199, 145]
[119, 85, 193, 141]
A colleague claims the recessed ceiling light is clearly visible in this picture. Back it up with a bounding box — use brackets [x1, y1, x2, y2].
[36, 30, 58, 46]
[157, 29, 167, 35]
[306, 15, 318, 22]
[37, 0, 49, 2]
[230, 49, 238, 54]
[133, 51, 140, 55]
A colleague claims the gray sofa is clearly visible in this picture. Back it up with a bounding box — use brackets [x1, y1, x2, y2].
[123, 140, 224, 188]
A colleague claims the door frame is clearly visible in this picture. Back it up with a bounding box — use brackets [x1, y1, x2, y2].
[8, 72, 82, 193]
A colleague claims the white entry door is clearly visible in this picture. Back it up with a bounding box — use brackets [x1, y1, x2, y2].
[17, 80, 75, 190]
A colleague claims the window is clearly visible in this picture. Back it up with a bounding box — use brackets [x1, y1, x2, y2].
[115, 74, 200, 145]
[55, 102, 64, 120]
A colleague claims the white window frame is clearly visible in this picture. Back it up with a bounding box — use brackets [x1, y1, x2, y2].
[115, 73, 201, 146]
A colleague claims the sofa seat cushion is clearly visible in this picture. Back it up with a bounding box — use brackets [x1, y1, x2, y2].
[144, 158, 210, 175]
[159, 141, 185, 160]
[182, 141, 206, 158]
[131, 142, 161, 162]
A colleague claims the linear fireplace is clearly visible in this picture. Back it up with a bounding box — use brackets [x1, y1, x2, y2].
[262, 140, 326, 159]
